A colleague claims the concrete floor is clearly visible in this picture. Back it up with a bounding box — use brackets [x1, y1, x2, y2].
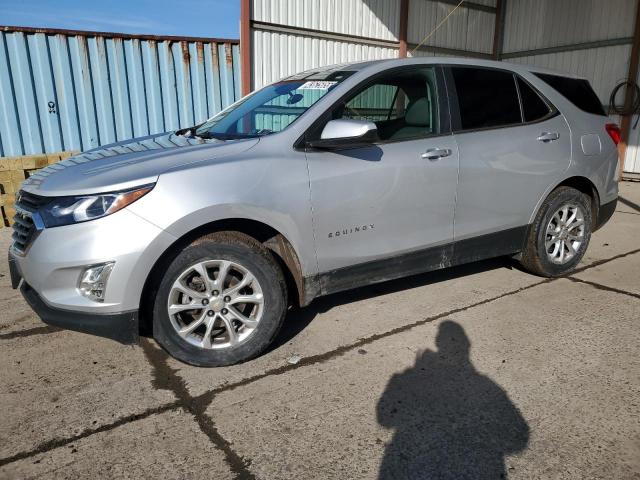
[1, 182, 639, 479]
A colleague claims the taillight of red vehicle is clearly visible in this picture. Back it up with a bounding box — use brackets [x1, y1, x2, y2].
[605, 123, 622, 145]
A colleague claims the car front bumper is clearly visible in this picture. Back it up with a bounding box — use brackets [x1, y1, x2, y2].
[20, 281, 139, 343]
[8, 208, 176, 343]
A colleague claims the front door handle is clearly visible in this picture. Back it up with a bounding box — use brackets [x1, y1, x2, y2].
[421, 148, 452, 160]
[537, 132, 560, 142]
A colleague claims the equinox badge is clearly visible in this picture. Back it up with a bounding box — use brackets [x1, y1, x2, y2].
[328, 224, 375, 239]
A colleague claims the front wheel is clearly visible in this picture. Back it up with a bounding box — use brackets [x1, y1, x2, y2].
[152, 232, 287, 366]
[519, 186, 592, 277]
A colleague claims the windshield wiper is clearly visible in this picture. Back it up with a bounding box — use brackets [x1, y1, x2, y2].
[176, 126, 260, 141]
[199, 132, 260, 140]
[175, 125, 206, 138]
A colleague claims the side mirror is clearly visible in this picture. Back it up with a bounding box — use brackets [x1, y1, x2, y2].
[307, 119, 378, 150]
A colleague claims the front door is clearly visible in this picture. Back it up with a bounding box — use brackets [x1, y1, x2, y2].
[304, 66, 459, 293]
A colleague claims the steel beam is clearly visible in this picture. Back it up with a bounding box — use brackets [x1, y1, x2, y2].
[492, 0, 506, 60]
[399, 0, 409, 58]
[250, 21, 400, 49]
[408, 42, 493, 59]
[501, 37, 633, 59]
[619, 0, 640, 176]
[240, 0, 252, 95]
[0, 25, 238, 44]
[436, 0, 497, 14]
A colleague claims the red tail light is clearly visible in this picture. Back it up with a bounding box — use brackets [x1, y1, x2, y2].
[605, 123, 621, 145]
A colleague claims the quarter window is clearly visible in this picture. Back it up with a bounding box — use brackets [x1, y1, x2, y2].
[517, 77, 552, 122]
[451, 67, 521, 130]
[534, 73, 605, 116]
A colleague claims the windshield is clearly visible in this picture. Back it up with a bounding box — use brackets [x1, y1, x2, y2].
[194, 68, 354, 139]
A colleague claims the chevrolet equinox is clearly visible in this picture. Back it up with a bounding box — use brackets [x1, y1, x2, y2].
[9, 58, 619, 366]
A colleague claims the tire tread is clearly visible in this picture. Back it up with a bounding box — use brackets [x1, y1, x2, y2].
[519, 186, 592, 277]
[153, 231, 287, 367]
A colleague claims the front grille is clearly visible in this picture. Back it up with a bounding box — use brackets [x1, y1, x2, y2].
[12, 190, 50, 254]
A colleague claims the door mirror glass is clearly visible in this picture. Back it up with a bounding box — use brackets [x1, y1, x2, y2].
[308, 119, 378, 149]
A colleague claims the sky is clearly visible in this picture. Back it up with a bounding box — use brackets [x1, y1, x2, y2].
[0, 0, 240, 39]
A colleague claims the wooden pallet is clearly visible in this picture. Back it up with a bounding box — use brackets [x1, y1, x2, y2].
[0, 151, 78, 228]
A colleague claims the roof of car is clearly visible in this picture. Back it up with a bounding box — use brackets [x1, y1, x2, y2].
[333, 57, 584, 80]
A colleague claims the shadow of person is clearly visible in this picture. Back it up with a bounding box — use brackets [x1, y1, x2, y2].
[377, 321, 529, 480]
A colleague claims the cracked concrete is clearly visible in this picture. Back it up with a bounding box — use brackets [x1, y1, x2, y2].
[1, 181, 639, 479]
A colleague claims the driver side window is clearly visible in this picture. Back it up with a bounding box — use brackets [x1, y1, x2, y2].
[333, 67, 440, 141]
[340, 84, 408, 122]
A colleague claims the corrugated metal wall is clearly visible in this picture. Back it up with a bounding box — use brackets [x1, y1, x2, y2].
[0, 27, 240, 157]
[252, 29, 398, 88]
[625, 125, 640, 174]
[252, 0, 400, 41]
[249, 0, 500, 89]
[248, 0, 640, 176]
[501, 0, 638, 174]
[250, 0, 401, 89]
[502, 0, 635, 103]
[623, 63, 640, 175]
[407, 0, 496, 55]
[503, 0, 634, 52]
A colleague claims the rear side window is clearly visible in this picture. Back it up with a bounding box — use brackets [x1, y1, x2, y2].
[451, 67, 521, 130]
[517, 77, 552, 122]
[534, 73, 605, 116]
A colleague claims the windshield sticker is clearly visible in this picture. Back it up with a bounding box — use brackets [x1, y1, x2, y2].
[298, 81, 338, 90]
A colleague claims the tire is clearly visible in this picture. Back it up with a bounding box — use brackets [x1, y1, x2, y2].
[152, 231, 287, 367]
[519, 186, 592, 277]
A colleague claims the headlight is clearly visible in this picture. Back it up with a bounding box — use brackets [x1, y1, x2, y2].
[39, 184, 153, 227]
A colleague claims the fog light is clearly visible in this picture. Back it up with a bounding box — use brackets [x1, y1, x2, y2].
[78, 262, 115, 302]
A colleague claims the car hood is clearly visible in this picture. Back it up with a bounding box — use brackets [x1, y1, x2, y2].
[21, 131, 260, 197]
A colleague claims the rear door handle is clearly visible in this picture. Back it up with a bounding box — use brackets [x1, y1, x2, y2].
[537, 132, 560, 142]
[421, 148, 452, 160]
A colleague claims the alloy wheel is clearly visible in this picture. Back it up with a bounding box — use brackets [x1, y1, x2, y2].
[545, 203, 586, 265]
[167, 259, 264, 349]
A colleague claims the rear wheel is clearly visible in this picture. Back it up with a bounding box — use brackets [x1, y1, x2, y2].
[520, 186, 592, 277]
[153, 232, 287, 366]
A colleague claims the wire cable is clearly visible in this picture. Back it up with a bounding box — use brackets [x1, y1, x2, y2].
[610, 80, 640, 129]
[610, 80, 640, 116]
[410, 0, 466, 55]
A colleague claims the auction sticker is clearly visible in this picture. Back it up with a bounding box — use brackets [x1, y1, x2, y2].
[298, 81, 338, 90]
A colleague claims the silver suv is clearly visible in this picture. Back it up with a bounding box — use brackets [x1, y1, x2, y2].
[8, 58, 619, 366]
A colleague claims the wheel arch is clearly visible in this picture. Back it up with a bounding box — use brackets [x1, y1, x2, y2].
[528, 175, 601, 227]
[138, 218, 312, 337]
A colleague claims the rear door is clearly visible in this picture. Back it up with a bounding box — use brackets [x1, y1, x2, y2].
[447, 66, 571, 251]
